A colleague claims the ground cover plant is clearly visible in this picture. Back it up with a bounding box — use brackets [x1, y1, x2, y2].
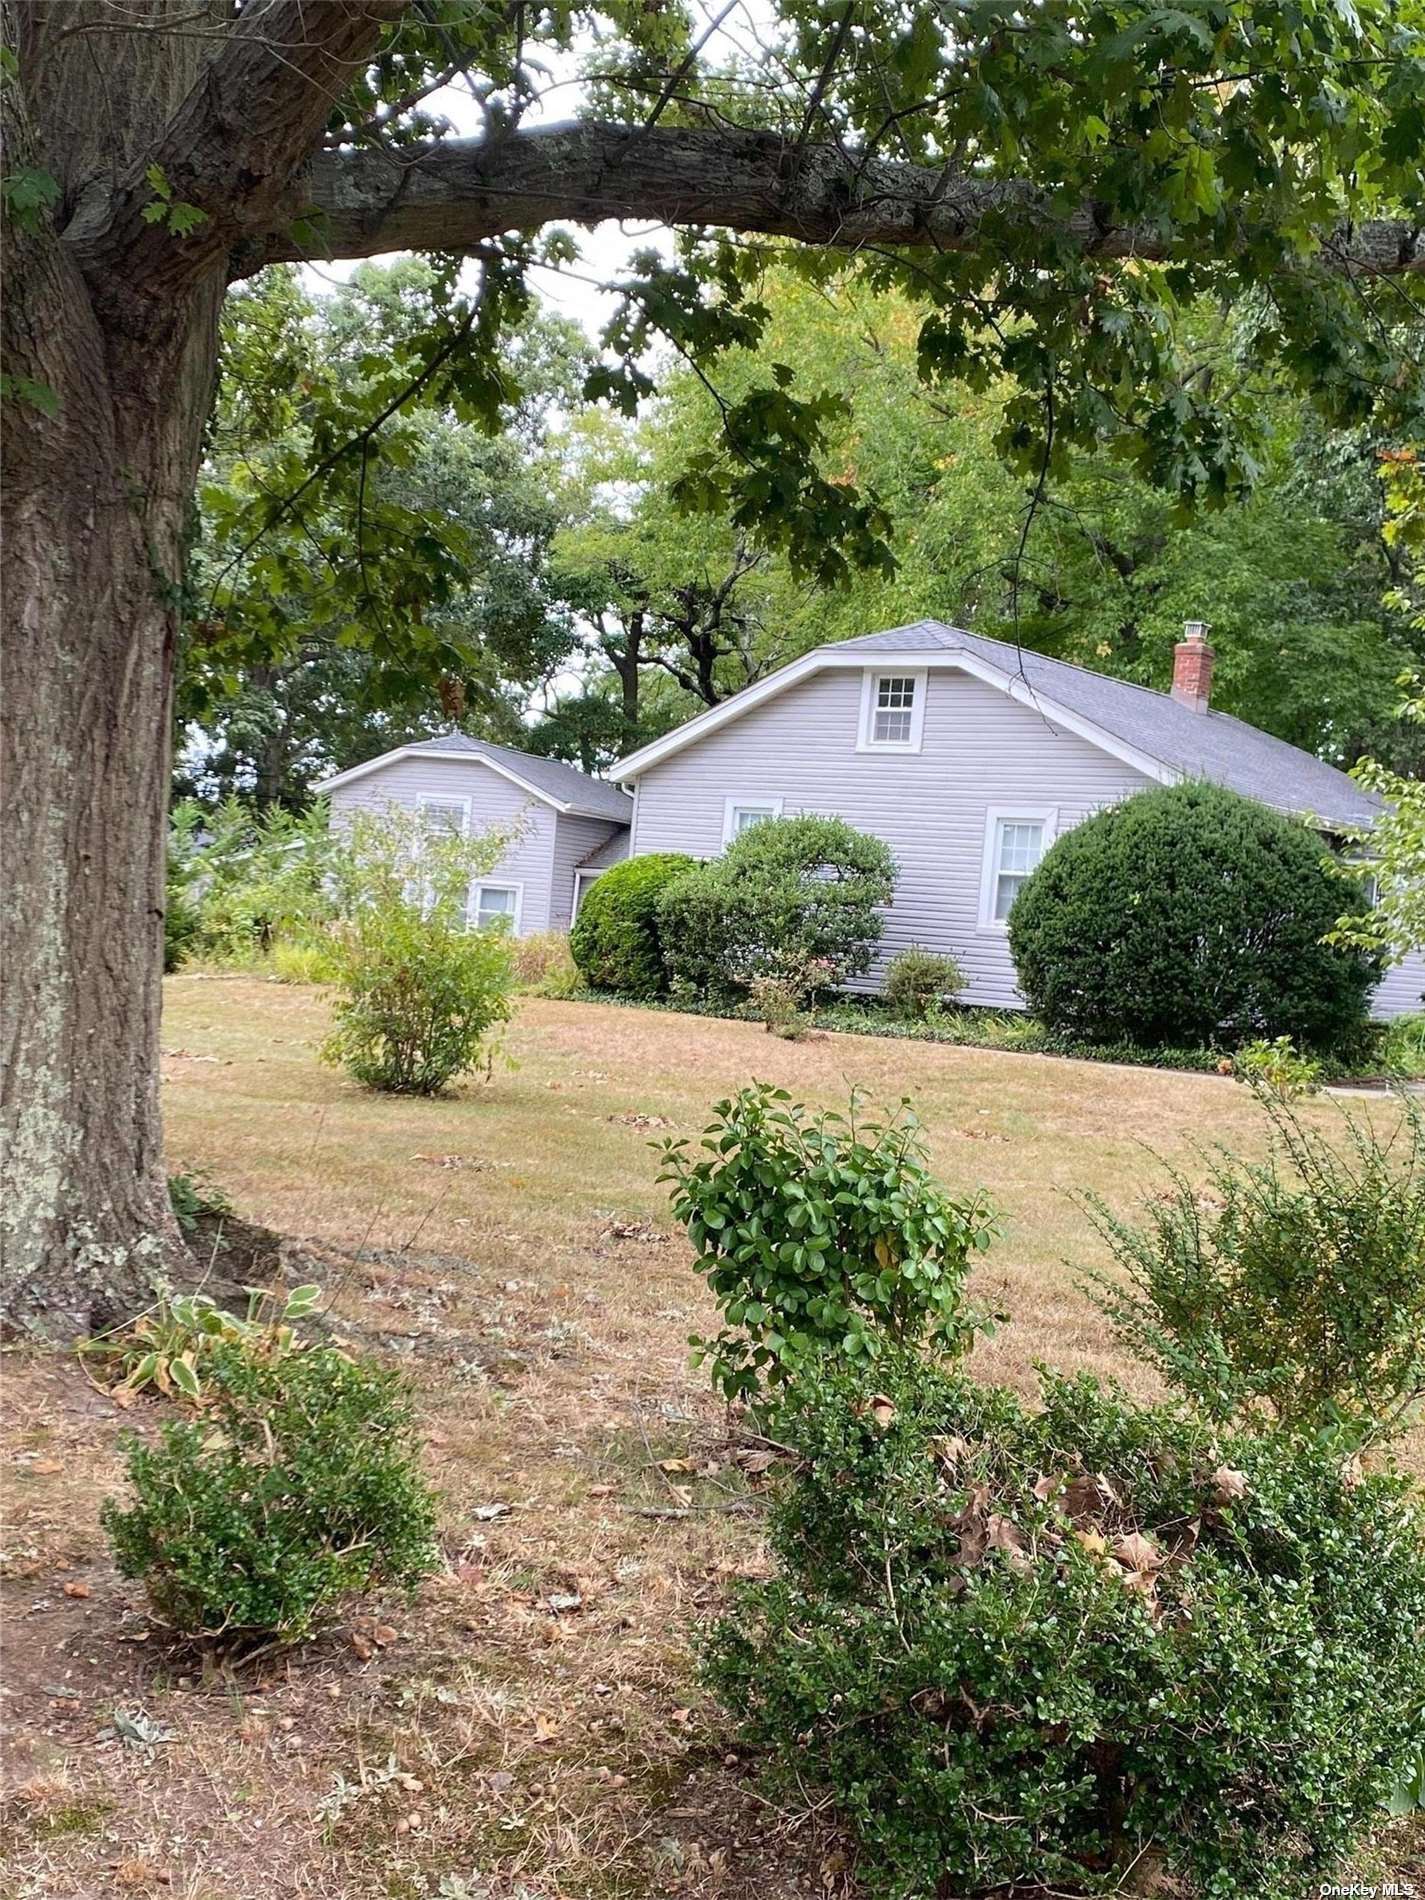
[1008, 781, 1380, 1053]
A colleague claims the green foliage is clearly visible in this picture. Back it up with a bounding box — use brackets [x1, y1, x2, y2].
[704, 1354, 1425, 1900]
[658, 816, 897, 1003]
[162, 873, 202, 973]
[166, 1169, 234, 1237]
[885, 946, 966, 1021]
[1008, 781, 1379, 1052]
[140, 163, 208, 236]
[86, 1280, 321, 1406]
[1380, 1012, 1425, 1081]
[1232, 1034, 1322, 1102]
[320, 807, 517, 1095]
[659, 1085, 994, 1404]
[167, 796, 336, 965]
[1330, 669, 1425, 967]
[1083, 1093, 1425, 1445]
[568, 854, 694, 997]
[102, 1345, 438, 1643]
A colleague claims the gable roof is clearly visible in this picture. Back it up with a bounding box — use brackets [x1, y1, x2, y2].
[315, 734, 633, 825]
[614, 620, 1383, 832]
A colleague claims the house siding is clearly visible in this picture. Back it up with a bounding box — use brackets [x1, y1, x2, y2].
[627, 664, 1423, 1022]
[629, 666, 1155, 1007]
[548, 816, 627, 930]
[328, 756, 560, 934]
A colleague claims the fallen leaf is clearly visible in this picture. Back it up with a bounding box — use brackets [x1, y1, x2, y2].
[986, 1514, 1033, 1573]
[1211, 1465, 1250, 1507]
[472, 1503, 511, 1522]
[532, 1713, 560, 1743]
[867, 1394, 897, 1430]
[372, 1624, 398, 1648]
[1112, 1532, 1165, 1574]
[350, 1633, 375, 1662]
[62, 1581, 92, 1600]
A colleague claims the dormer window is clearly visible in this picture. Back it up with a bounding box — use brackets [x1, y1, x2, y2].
[859, 670, 926, 752]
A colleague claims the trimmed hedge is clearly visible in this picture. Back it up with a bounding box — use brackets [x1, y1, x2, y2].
[1008, 781, 1378, 1052]
[569, 853, 694, 997]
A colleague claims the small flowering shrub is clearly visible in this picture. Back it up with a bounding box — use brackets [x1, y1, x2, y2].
[704, 1355, 1425, 1899]
[660, 1085, 994, 1403]
[1232, 1034, 1321, 1101]
[103, 1344, 438, 1644]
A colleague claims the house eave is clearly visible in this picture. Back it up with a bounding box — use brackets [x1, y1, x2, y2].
[313, 744, 577, 814]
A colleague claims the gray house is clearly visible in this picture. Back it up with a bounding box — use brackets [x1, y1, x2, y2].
[315, 736, 630, 936]
[614, 621, 1424, 1021]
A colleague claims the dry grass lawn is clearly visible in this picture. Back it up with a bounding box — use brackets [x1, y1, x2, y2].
[3, 977, 1421, 1899]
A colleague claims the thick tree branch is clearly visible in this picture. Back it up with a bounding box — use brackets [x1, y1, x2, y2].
[69, 0, 407, 297]
[259, 120, 1425, 276]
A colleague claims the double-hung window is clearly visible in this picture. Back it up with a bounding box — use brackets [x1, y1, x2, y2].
[980, 808, 1056, 928]
[859, 671, 926, 751]
[722, 796, 783, 845]
[417, 796, 468, 838]
[471, 882, 521, 932]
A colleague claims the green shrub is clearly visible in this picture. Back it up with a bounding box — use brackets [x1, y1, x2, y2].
[884, 945, 965, 1020]
[1084, 1092, 1425, 1445]
[659, 1085, 993, 1403]
[168, 796, 336, 966]
[1380, 1011, 1425, 1080]
[658, 815, 897, 1003]
[102, 1344, 438, 1643]
[1007, 781, 1379, 1052]
[321, 807, 516, 1095]
[163, 875, 201, 972]
[569, 854, 695, 997]
[268, 937, 339, 984]
[704, 1354, 1425, 1900]
[1232, 1033, 1322, 1101]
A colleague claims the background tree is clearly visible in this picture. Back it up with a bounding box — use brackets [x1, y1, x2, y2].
[4, 0, 1422, 1330]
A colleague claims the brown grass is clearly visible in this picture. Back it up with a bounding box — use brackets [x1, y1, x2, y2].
[2, 977, 1420, 1898]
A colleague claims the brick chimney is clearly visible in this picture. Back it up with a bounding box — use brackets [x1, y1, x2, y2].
[1171, 620, 1215, 714]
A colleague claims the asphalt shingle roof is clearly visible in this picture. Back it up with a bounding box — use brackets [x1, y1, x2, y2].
[405, 735, 633, 824]
[835, 622, 1384, 832]
[575, 829, 632, 873]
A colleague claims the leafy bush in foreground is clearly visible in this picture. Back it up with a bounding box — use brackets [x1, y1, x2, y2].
[705, 1355, 1425, 1899]
[658, 815, 896, 1003]
[1007, 781, 1378, 1052]
[569, 854, 694, 997]
[1085, 1091, 1425, 1446]
[660, 1084, 993, 1403]
[103, 1345, 438, 1643]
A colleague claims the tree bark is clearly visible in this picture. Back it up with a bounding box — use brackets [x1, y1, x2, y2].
[263, 122, 1425, 278]
[1, 1, 395, 1333]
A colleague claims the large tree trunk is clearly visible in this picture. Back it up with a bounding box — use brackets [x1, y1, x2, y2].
[2, 242, 225, 1335]
[2, 1, 398, 1334]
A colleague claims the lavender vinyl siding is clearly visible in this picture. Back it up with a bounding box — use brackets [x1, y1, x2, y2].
[1373, 951, 1425, 1021]
[328, 756, 561, 934]
[629, 666, 1155, 1007]
[548, 816, 627, 929]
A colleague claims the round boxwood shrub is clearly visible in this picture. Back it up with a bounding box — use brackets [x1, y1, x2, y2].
[1007, 781, 1378, 1051]
[102, 1344, 439, 1645]
[569, 853, 695, 997]
[658, 814, 897, 1002]
[706, 1354, 1425, 1899]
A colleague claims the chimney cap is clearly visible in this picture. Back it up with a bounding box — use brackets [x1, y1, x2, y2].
[1182, 619, 1210, 643]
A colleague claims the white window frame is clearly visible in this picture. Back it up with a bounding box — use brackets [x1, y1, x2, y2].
[857, 669, 927, 753]
[721, 795, 784, 845]
[978, 806, 1058, 932]
[415, 793, 471, 837]
[469, 880, 523, 934]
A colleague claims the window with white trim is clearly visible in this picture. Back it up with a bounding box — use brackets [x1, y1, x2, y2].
[980, 809, 1056, 928]
[722, 796, 783, 844]
[858, 670, 926, 751]
[417, 796, 467, 837]
[472, 883, 520, 932]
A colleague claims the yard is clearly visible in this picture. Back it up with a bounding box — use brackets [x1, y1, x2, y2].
[4, 978, 1421, 1899]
